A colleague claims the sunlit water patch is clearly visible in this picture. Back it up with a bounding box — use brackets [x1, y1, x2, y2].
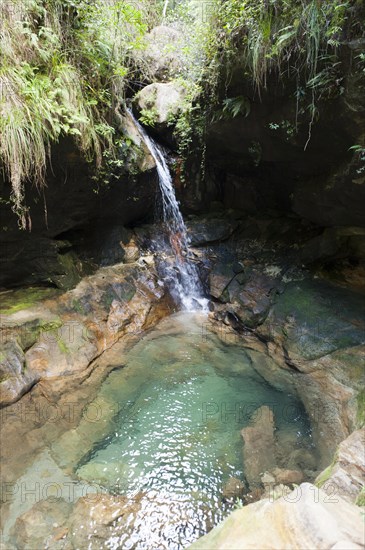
[74, 313, 313, 549]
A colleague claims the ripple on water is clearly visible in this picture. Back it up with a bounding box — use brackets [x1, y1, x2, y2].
[74, 312, 314, 549]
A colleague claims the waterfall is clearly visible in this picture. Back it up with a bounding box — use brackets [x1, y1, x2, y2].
[126, 108, 208, 311]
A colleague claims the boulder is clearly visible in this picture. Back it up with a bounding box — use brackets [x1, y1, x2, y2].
[135, 82, 187, 125]
[189, 483, 365, 549]
[209, 264, 237, 300]
[118, 111, 155, 172]
[241, 406, 276, 489]
[316, 428, 365, 504]
[227, 271, 278, 328]
[186, 218, 239, 246]
[141, 26, 184, 81]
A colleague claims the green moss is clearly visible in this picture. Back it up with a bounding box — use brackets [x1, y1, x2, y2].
[39, 319, 63, 333]
[355, 487, 365, 507]
[316, 465, 333, 488]
[0, 287, 59, 315]
[356, 389, 365, 428]
[316, 451, 338, 488]
[70, 299, 87, 315]
[52, 252, 83, 290]
[57, 338, 70, 355]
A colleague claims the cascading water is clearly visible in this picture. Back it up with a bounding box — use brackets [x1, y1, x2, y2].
[126, 108, 208, 311]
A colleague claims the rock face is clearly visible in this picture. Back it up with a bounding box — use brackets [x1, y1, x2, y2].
[0, 259, 170, 406]
[203, 43, 365, 235]
[135, 82, 187, 125]
[241, 406, 276, 489]
[316, 429, 365, 504]
[205, 232, 365, 467]
[189, 483, 365, 550]
[0, 138, 157, 289]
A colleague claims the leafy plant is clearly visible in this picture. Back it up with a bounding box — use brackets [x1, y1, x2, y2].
[139, 107, 159, 127]
[213, 96, 251, 121]
[0, 0, 152, 227]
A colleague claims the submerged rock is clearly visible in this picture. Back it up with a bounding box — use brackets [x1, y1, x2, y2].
[241, 406, 276, 490]
[68, 493, 143, 549]
[189, 483, 364, 550]
[10, 498, 72, 549]
[270, 467, 304, 485]
[222, 477, 245, 502]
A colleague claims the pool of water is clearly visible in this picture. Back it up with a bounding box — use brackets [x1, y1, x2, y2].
[72, 312, 314, 549]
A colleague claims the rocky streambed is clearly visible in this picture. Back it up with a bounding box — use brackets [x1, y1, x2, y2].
[0, 214, 364, 549]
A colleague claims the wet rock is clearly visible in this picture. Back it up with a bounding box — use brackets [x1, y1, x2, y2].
[209, 264, 236, 300]
[68, 493, 143, 549]
[135, 82, 187, 125]
[25, 321, 98, 379]
[316, 428, 365, 504]
[118, 111, 155, 172]
[265, 279, 365, 361]
[186, 218, 239, 246]
[0, 138, 157, 290]
[241, 406, 276, 489]
[189, 483, 365, 550]
[227, 272, 278, 328]
[255, 278, 365, 465]
[222, 477, 245, 502]
[10, 498, 72, 549]
[0, 341, 38, 406]
[298, 227, 350, 264]
[0, 261, 168, 404]
[0, 237, 84, 290]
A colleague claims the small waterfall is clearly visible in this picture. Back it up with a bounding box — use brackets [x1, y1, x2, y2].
[126, 108, 208, 311]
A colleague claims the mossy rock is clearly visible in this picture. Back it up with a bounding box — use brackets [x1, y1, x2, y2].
[355, 487, 365, 507]
[356, 389, 365, 428]
[271, 280, 365, 359]
[0, 287, 59, 315]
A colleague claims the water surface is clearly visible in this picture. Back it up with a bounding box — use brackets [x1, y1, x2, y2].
[75, 313, 313, 549]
